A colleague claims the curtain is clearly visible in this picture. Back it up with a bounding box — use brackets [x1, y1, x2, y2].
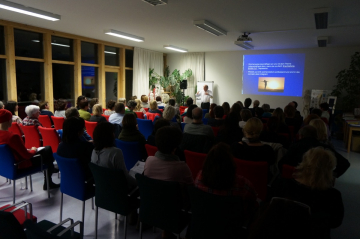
[133, 47, 163, 98]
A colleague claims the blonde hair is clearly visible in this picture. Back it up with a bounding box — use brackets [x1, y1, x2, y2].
[294, 147, 335, 190]
[141, 95, 148, 103]
[92, 104, 103, 116]
[118, 98, 126, 104]
[309, 119, 328, 141]
[134, 99, 142, 111]
[163, 105, 176, 120]
[149, 100, 158, 110]
[243, 117, 263, 141]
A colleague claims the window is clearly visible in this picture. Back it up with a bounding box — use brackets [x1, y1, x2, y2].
[53, 64, 74, 104]
[105, 46, 119, 66]
[0, 59, 6, 101]
[125, 49, 133, 68]
[14, 29, 43, 59]
[82, 66, 98, 99]
[81, 41, 97, 64]
[52, 36, 73, 61]
[16, 61, 44, 103]
[0, 26, 4, 55]
[125, 70, 133, 101]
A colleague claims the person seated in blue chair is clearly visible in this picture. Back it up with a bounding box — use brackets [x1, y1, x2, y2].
[65, 107, 93, 142]
[148, 100, 163, 117]
[0, 109, 59, 190]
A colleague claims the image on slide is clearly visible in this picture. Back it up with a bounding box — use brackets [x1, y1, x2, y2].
[258, 77, 285, 92]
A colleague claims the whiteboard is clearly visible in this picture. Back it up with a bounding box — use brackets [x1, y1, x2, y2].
[196, 81, 214, 105]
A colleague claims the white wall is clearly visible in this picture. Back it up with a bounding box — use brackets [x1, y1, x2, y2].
[167, 46, 360, 114]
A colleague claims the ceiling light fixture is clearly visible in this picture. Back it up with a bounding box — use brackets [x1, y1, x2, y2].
[104, 51, 116, 54]
[142, 0, 167, 6]
[193, 20, 227, 36]
[317, 36, 328, 47]
[314, 8, 329, 29]
[164, 45, 188, 53]
[0, 0, 60, 21]
[105, 29, 144, 42]
[234, 33, 254, 50]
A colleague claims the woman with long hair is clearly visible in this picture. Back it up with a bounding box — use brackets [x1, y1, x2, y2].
[5, 101, 22, 124]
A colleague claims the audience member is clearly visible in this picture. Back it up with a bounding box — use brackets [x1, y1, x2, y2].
[131, 96, 137, 100]
[156, 96, 165, 107]
[168, 98, 180, 115]
[184, 107, 214, 139]
[163, 105, 180, 129]
[5, 101, 22, 124]
[54, 99, 67, 118]
[39, 101, 54, 121]
[262, 104, 272, 118]
[78, 99, 91, 121]
[118, 98, 129, 111]
[76, 96, 86, 110]
[309, 119, 332, 147]
[134, 99, 146, 115]
[320, 102, 330, 121]
[253, 100, 260, 109]
[147, 119, 171, 146]
[236, 101, 244, 109]
[284, 105, 302, 133]
[289, 101, 302, 118]
[269, 109, 289, 133]
[88, 98, 99, 114]
[302, 114, 320, 126]
[109, 103, 125, 127]
[216, 111, 244, 146]
[244, 98, 252, 112]
[239, 109, 252, 128]
[126, 100, 138, 118]
[254, 107, 264, 119]
[89, 104, 107, 123]
[183, 104, 198, 124]
[182, 97, 194, 115]
[22, 105, 43, 128]
[260, 116, 290, 148]
[140, 95, 149, 108]
[0, 101, 4, 109]
[208, 106, 225, 127]
[204, 103, 217, 119]
[65, 107, 92, 142]
[104, 100, 116, 116]
[230, 103, 242, 120]
[311, 108, 322, 118]
[149, 100, 163, 116]
[222, 102, 230, 116]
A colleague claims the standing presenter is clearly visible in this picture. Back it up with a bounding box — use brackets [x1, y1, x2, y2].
[196, 85, 213, 110]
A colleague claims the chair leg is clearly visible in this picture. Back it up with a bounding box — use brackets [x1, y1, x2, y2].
[92, 197, 94, 210]
[45, 169, 50, 198]
[25, 177, 28, 190]
[30, 175, 33, 192]
[139, 221, 142, 239]
[82, 201, 85, 223]
[95, 206, 98, 239]
[60, 193, 63, 222]
[13, 180, 15, 204]
[124, 215, 127, 239]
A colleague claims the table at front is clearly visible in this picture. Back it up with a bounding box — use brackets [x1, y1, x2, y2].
[344, 120, 360, 152]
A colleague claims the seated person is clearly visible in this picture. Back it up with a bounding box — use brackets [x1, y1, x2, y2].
[134, 99, 146, 115]
[184, 107, 214, 139]
[222, 102, 230, 116]
[309, 119, 332, 147]
[91, 122, 137, 190]
[216, 111, 243, 146]
[88, 98, 99, 114]
[76, 95, 86, 110]
[274, 147, 344, 238]
[254, 107, 264, 119]
[148, 100, 163, 116]
[39, 101, 54, 124]
[22, 105, 43, 128]
[126, 100, 138, 118]
[147, 119, 171, 146]
[78, 99, 91, 121]
[119, 98, 129, 111]
[230, 102, 242, 117]
[109, 103, 125, 127]
[168, 98, 180, 116]
[104, 100, 116, 116]
[0, 109, 59, 190]
[261, 104, 272, 118]
[163, 105, 181, 129]
[320, 102, 330, 121]
[204, 103, 217, 119]
[182, 97, 194, 115]
[57, 117, 94, 182]
[140, 95, 149, 109]
[156, 96, 165, 107]
[208, 106, 225, 127]
[5, 101, 22, 124]
[284, 105, 302, 133]
[270, 108, 289, 133]
[65, 107, 93, 142]
[239, 109, 252, 128]
[183, 104, 198, 124]
[260, 116, 290, 149]
[54, 99, 67, 118]
[89, 104, 107, 123]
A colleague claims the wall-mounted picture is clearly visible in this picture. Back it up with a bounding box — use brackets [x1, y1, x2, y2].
[258, 77, 285, 92]
[83, 76, 95, 86]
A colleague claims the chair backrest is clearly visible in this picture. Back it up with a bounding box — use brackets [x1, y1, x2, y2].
[282, 164, 296, 179]
[38, 115, 52, 128]
[145, 144, 157, 156]
[84, 121, 98, 139]
[135, 112, 144, 119]
[51, 116, 65, 130]
[88, 163, 132, 215]
[8, 122, 24, 139]
[0, 211, 27, 239]
[179, 106, 187, 115]
[180, 133, 213, 154]
[233, 158, 268, 201]
[24, 220, 63, 239]
[184, 150, 207, 180]
[20, 125, 42, 148]
[159, 109, 164, 112]
[158, 106, 164, 109]
[188, 186, 245, 239]
[144, 108, 149, 112]
[181, 122, 186, 132]
[211, 127, 220, 137]
[202, 109, 209, 118]
[202, 118, 208, 125]
[54, 153, 93, 201]
[0, 145, 17, 179]
[135, 174, 186, 233]
[145, 112, 161, 122]
[38, 127, 60, 153]
[114, 139, 142, 170]
[101, 114, 110, 122]
[136, 118, 153, 140]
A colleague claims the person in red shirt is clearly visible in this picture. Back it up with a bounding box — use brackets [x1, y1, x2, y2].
[0, 109, 59, 190]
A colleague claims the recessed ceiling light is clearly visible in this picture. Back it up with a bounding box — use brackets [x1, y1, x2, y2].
[105, 29, 144, 42]
[104, 51, 116, 54]
[164, 45, 188, 53]
[193, 20, 227, 36]
[0, 0, 60, 21]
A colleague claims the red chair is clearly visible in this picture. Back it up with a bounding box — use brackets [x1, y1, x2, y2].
[38, 115, 52, 128]
[0, 202, 37, 227]
[145, 112, 161, 122]
[159, 109, 164, 112]
[102, 108, 106, 113]
[184, 150, 207, 180]
[51, 116, 65, 130]
[233, 158, 268, 201]
[135, 112, 145, 119]
[85, 121, 98, 138]
[222, 115, 227, 119]
[20, 125, 42, 148]
[38, 126, 61, 153]
[211, 127, 220, 137]
[179, 106, 188, 115]
[101, 114, 110, 122]
[8, 122, 24, 140]
[145, 144, 157, 156]
[144, 108, 149, 112]
[282, 164, 296, 179]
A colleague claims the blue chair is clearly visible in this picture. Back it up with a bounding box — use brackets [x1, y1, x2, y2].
[0, 145, 50, 203]
[202, 118, 208, 125]
[136, 118, 153, 140]
[202, 109, 209, 118]
[54, 154, 95, 224]
[181, 122, 187, 132]
[158, 106, 164, 110]
[171, 116, 177, 123]
[114, 139, 142, 171]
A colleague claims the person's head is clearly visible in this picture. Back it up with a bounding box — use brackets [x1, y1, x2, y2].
[208, 103, 217, 118]
[155, 126, 182, 154]
[140, 95, 148, 103]
[54, 99, 66, 111]
[39, 101, 49, 110]
[267, 116, 280, 132]
[262, 104, 270, 113]
[149, 100, 158, 111]
[79, 99, 89, 110]
[192, 107, 203, 121]
[298, 125, 317, 139]
[294, 147, 336, 190]
[89, 98, 98, 109]
[0, 101, 4, 109]
[253, 100, 260, 108]
[29, 93, 37, 101]
[168, 99, 176, 107]
[214, 106, 224, 119]
[106, 100, 116, 111]
[309, 119, 328, 141]
[240, 109, 252, 122]
[292, 101, 298, 109]
[243, 117, 263, 142]
[186, 97, 193, 106]
[156, 96, 161, 102]
[236, 101, 244, 109]
[311, 108, 322, 117]
[131, 96, 137, 100]
[203, 85, 208, 91]
[186, 104, 198, 119]
[0, 109, 13, 130]
[320, 102, 329, 111]
[284, 105, 295, 118]
[93, 122, 115, 150]
[92, 104, 103, 116]
[127, 100, 137, 111]
[230, 102, 242, 116]
[62, 117, 85, 143]
[4, 101, 18, 115]
[122, 113, 137, 130]
[303, 114, 320, 125]
[118, 98, 126, 105]
[153, 118, 171, 135]
[163, 105, 176, 121]
[25, 105, 40, 118]
[114, 103, 125, 114]
[65, 107, 80, 118]
[272, 107, 285, 123]
[76, 95, 86, 108]
[244, 98, 252, 108]
[222, 102, 230, 115]
[134, 99, 142, 111]
[255, 107, 264, 118]
[201, 143, 236, 190]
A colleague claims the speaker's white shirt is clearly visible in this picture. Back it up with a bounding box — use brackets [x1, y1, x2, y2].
[196, 90, 213, 103]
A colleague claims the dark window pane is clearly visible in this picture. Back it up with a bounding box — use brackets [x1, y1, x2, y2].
[0, 59, 6, 101]
[52, 36, 73, 61]
[82, 66, 98, 98]
[53, 64, 74, 106]
[105, 46, 119, 66]
[125, 49, 133, 68]
[16, 60, 44, 103]
[14, 29, 43, 59]
[81, 41, 97, 64]
[125, 70, 133, 101]
[105, 72, 118, 102]
[0, 26, 4, 55]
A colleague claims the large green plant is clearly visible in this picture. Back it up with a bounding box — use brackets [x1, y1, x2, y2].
[149, 68, 159, 90]
[332, 52, 360, 111]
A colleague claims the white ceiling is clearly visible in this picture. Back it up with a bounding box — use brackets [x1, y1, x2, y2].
[1, 0, 360, 53]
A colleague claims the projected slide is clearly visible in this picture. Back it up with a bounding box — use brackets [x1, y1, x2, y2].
[242, 54, 305, 96]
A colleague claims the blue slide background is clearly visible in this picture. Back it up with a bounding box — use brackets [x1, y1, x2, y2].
[242, 54, 305, 96]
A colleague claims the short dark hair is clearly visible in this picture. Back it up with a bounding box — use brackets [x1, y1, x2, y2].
[214, 106, 224, 118]
[320, 102, 329, 111]
[127, 100, 137, 109]
[107, 100, 116, 110]
[5, 101, 18, 115]
[311, 108, 322, 117]
[62, 117, 85, 143]
[93, 122, 115, 150]
[54, 99, 66, 111]
[292, 101, 298, 109]
[186, 97, 193, 106]
[284, 105, 295, 118]
[39, 101, 48, 110]
[186, 104, 198, 119]
[244, 98, 252, 108]
[156, 96, 161, 102]
[122, 113, 137, 129]
[299, 125, 317, 139]
[65, 107, 79, 118]
[255, 107, 264, 118]
[155, 126, 182, 154]
[153, 118, 171, 135]
[192, 107, 202, 120]
[240, 109, 252, 121]
[114, 103, 125, 113]
[79, 100, 88, 110]
[169, 99, 175, 106]
[76, 96, 86, 107]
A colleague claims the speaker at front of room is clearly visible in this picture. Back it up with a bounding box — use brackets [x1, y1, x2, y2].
[180, 80, 187, 89]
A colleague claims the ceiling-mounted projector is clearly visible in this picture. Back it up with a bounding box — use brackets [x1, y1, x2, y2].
[234, 33, 254, 50]
[142, 0, 167, 6]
